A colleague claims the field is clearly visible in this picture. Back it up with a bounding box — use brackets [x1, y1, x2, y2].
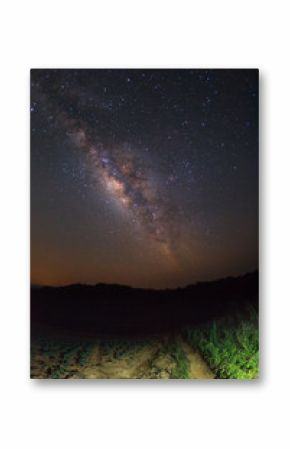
[184, 306, 259, 379]
[31, 273, 259, 379]
[31, 334, 214, 379]
[31, 307, 258, 379]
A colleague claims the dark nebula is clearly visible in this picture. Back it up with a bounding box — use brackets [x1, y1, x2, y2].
[31, 69, 258, 288]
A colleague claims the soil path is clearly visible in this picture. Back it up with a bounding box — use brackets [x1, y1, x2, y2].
[80, 341, 160, 379]
[79, 338, 214, 379]
[178, 338, 215, 379]
[31, 336, 214, 379]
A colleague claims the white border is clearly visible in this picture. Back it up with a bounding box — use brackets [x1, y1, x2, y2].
[0, 1, 289, 448]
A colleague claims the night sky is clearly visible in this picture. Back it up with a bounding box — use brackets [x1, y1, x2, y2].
[31, 69, 258, 288]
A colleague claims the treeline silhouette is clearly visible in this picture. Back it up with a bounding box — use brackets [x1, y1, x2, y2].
[31, 271, 258, 336]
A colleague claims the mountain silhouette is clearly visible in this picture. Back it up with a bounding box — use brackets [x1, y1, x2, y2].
[31, 271, 258, 336]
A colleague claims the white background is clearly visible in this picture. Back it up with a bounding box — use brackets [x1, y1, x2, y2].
[0, 1, 289, 447]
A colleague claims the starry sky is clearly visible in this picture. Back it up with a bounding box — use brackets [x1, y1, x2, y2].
[31, 69, 258, 288]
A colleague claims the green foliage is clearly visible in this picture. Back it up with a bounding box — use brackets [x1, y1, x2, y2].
[185, 305, 259, 379]
[168, 342, 190, 379]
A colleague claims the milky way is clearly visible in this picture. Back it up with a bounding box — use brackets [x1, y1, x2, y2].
[33, 77, 178, 261]
[67, 122, 174, 258]
[31, 69, 258, 287]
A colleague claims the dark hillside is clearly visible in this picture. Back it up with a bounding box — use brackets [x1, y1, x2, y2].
[31, 271, 258, 336]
